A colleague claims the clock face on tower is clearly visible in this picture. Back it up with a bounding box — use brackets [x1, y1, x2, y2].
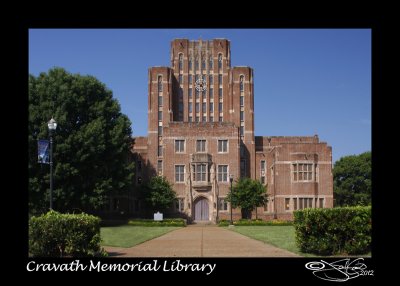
[195, 78, 207, 92]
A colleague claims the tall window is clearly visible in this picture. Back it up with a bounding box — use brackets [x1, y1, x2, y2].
[218, 140, 228, 153]
[158, 145, 163, 157]
[157, 160, 163, 175]
[175, 140, 185, 152]
[218, 74, 222, 85]
[209, 56, 213, 69]
[219, 198, 228, 211]
[158, 111, 162, 120]
[179, 54, 183, 70]
[209, 102, 213, 113]
[261, 160, 266, 184]
[158, 95, 163, 106]
[196, 89, 200, 98]
[196, 139, 206, 152]
[158, 126, 162, 135]
[218, 54, 222, 69]
[175, 165, 185, 182]
[240, 96, 244, 106]
[189, 88, 192, 98]
[189, 102, 192, 113]
[319, 198, 324, 208]
[189, 74, 192, 84]
[195, 102, 199, 113]
[219, 116, 223, 122]
[240, 75, 244, 92]
[210, 116, 214, 122]
[176, 198, 184, 212]
[179, 74, 183, 84]
[202, 116, 206, 122]
[202, 58, 206, 69]
[240, 126, 244, 136]
[193, 163, 207, 181]
[209, 87, 213, 98]
[209, 75, 213, 85]
[202, 102, 206, 113]
[219, 102, 223, 113]
[240, 111, 244, 121]
[293, 163, 313, 181]
[240, 159, 246, 177]
[196, 116, 199, 122]
[195, 57, 199, 71]
[158, 76, 162, 92]
[285, 198, 290, 211]
[219, 88, 223, 98]
[293, 198, 297, 210]
[217, 165, 228, 182]
[195, 74, 199, 82]
[189, 57, 192, 70]
[189, 116, 192, 122]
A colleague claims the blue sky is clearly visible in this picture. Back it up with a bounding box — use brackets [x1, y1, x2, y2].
[29, 29, 371, 162]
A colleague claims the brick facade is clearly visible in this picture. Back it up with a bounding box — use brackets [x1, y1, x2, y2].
[131, 38, 333, 222]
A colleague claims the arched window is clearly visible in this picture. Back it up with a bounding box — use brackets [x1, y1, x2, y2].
[209, 56, 213, 69]
[240, 75, 244, 92]
[218, 54, 222, 69]
[158, 76, 162, 92]
[179, 54, 183, 70]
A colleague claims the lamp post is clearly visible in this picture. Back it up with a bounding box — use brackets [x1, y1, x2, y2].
[229, 174, 234, 225]
[48, 118, 57, 210]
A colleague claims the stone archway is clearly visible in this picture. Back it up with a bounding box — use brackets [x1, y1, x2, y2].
[194, 197, 209, 221]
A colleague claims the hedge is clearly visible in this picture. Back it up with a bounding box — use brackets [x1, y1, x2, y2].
[218, 219, 292, 226]
[29, 210, 106, 257]
[127, 218, 186, 227]
[293, 206, 371, 255]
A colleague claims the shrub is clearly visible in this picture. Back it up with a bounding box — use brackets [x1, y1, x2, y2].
[293, 206, 371, 255]
[29, 210, 107, 257]
[127, 218, 186, 227]
[218, 219, 292, 226]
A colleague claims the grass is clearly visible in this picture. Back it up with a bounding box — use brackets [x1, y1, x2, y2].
[229, 226, 371, 257]
[228, 226, 313, 257]
[101, 226, 181, 248]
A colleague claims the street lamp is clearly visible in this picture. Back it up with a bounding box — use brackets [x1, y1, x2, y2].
[48, 118, 57, 210]
[229, 174, 234, 225]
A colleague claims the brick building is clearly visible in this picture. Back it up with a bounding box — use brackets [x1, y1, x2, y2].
[130, 38, 333, 222]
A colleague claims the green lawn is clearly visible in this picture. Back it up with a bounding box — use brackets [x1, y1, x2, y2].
[229, 226, 313, 257]
[229, 226, 371, 257]
[101, 226, 181, 248]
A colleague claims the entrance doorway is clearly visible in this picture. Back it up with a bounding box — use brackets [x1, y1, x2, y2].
[194, 197, 209, 221]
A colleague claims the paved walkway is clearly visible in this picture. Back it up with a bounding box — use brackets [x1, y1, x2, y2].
[104, 225, 299, 257]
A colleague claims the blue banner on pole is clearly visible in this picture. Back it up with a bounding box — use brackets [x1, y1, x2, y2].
[38, 139, 50, 164]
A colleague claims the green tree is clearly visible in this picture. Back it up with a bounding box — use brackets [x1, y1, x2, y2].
[333, 151, 371, 206]
[29, 68, 134, 214]
[226, 178, 268, 219]
[142, 176, 177, 213]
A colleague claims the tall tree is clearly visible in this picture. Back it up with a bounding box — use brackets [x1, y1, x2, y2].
[141, 176, 177, 213]
[333, 151, 371, 206]
[226, 178, 268, 219]
[29, 68, 134, 214]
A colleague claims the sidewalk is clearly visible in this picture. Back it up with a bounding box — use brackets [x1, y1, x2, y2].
[104, 225, 299, 257]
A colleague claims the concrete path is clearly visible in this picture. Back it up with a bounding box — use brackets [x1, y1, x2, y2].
[104, 225, 299, 257]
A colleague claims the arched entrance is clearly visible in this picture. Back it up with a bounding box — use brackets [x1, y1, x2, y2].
[194, 197, 209, 221]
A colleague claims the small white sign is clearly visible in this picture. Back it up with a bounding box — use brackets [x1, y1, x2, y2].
[154, 212, 163, 221]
